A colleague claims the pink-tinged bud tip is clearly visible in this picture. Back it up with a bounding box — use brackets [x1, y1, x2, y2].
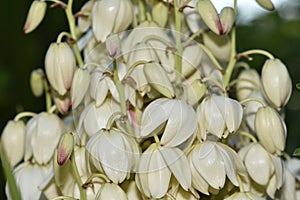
[57, 132, 74, 165]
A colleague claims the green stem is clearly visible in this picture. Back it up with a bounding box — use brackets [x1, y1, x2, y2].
[48, 105, 57, 114]
[154, 134, 160, 144]
[201, 77, 225, 92]
[174, 0, 183, 91]
[71, 152, 86, 200]
[238, 49, 274, 60]
[112, 59, 134, 136]
[237, 131, 258, 143]
[197, 43, 224, 71]
[105, 112, 123, 129]
[182, 29, 204, 47]
[43, 79, 52, 112]
[84, 173, 110, 185]
[228, 78, 260, 90]
[142, 35, 174, 49]
[0, 143, 21, 200]
[56, 31, 73, 43]
[14, 112, 36, 121]
[65, 0, 84, 67]
[223, 0, 237, 88]
[124, 60, 149, 79]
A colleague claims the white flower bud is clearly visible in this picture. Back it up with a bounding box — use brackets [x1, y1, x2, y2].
[255, 106, 286, 155]
[261, 58, 292, 108]
[77, 0, 94, 33]
[255, 0, 275, 11]
[197, 0, 235, 35]
[6, 162, 52, 200]
[24, 112, 66, 165]
[53, 92, 70, 114]
[1, 120, 25, 167]
[106, 33, 121, 58]
[70, 67, 90, 109]
[92, 0, 134, 42]
[45, 42, 76, 96]
[30, 69, 44, 97]
[57, 132, 74, 165]
[23, 0, 47, 34]
[143, 62, 175, 99]
[96, 183, 127, 200]
[152, 1, 168, 27]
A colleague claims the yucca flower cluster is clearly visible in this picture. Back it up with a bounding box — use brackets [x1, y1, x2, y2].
[1, 0, 299, 199]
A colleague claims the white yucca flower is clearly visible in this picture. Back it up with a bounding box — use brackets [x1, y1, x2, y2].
[92, 0, 133, 42]
[239, 143, 283, 198]
[121, 180, 143, 200]
[188, 141, 246, 195]
[77, 0, 94, 33]
[236, 69, 261, 101]
[78, 98, 120, 137]
[136, 143, 191, 198]
[24, 112, 66, 165]
[71, 67, 90, 109]
[140, 98, 197, 148]
[244, 92, 264, 132]
[1, 120, 25, 168]
[286, 158, 300, 181]
[23, 0, 47, 34]
[196, 95, 243, 141]
[225, 191, 266, 200]
[86, 128, 139, 184]
[6, 162, 52, 200]
[277, 167, 297, 200]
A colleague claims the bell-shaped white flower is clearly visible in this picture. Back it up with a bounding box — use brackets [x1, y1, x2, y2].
[152, 1, 168, 27]
[6, 161, 52, 200]
[140, 98, 197, 148]
[239, 143, 283, 198]
[261, 58, 292, 108]
[196, 95, 243, 141]
[244, 92, 264, 132]
[24, 112, 66, 165]
[183, 0, 206, 33]
[286, 158, 300, 181]
[96, 183, 128, 199]
[255, 106, 286, 155]
[45, 42, 76, 96]
[86, 128, 138, 184]
[136, 144, 191, 198]
[78, 98, 120, 137]
[106, 33, 121, 58]
[277, 168, 297, 200]
[23, 0, 47, 34]
[71, 67, 90, 109]
[1, 120, 25, 167]
[92, 0, 133, 42]
[30, 68, 44, 97]
[188, 141, 246, 195]
[236, 69, 261, 101]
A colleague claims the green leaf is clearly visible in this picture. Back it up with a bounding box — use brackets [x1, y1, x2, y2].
[296, 83, 300, 89]
[0, 143, 21, 200]
[293, 147, 300, 156]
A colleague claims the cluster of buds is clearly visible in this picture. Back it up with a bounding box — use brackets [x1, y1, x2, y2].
[2, 0, 299, 199]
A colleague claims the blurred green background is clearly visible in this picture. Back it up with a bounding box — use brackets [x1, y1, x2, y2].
[0, 0, 299, 198]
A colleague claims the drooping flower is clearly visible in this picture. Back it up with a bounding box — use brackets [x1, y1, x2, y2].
[30, 68, 44, 97]
[23, 0, 47, 34]
[45, 42, 76, 96]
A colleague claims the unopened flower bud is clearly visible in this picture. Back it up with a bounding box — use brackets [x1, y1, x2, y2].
[23, 0, 47, 34]
[197, 0, 235, 35]
[71, 68, 90, 109]
[144, 62, 175, 99]
[45, 42, 76, 96]
[57, 132, 74, 165]
[1, 120, 26, 167]
[255, 106, 286, 155]
[152, 1, 168, 27]
[236, 69, 261, 101]
[106, 34, 121, 58]
[255, 0, 275, 11]
[53, 92, 70, 114]
[30, 68, 44, 97]
[261, 58, 292, 108]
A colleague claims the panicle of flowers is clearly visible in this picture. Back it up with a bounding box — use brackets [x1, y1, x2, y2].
[1, 0, 297, 199]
